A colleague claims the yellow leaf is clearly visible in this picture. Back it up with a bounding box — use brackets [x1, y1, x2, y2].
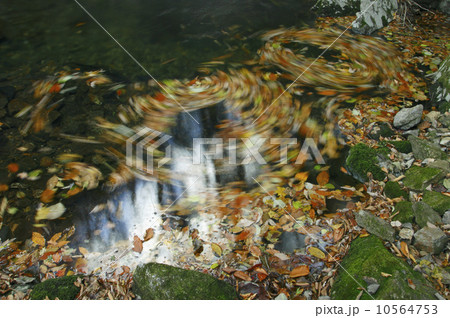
[211, 243, 222, 257]
[32, 232, 46, 246]
[295, 172, 309, 182]
[308, 246, 326, 260]
[79, 247, 89, 256]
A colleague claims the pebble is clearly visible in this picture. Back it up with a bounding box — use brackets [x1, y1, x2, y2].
[367, 283, 380, 295]
[414, 226, 448, 254]
[399, 228, 414, 240]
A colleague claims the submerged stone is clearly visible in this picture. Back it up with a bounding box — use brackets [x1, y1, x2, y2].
[422, 190, 450, 215]
[30, 275, 81, 300]
[355, 210, 395, 242]
[414, 226, 448, 255]
[132, 263, 238, 300]
[412, 202, 442, 228]
[275, 231, 306, 253]
[330, 235, 436, 299]
[403, 166, 443, 191]
[408, 135, 447, 161]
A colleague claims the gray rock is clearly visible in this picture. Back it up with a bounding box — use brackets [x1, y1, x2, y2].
[132, 262, 238, 300]
[430, 55, 450, 113]
[435, 293, 445, 300]
[393, 105, 423, 130]
[414, 226, 448, 254]
[439, 113, 450, 128]
[367, 283, 380, 294]
[412, 202, 442, 228]
[399, 228, 414, 240]
[427, 160, 450, 174]
[275, 293, 288, 300]
[439, 0, 450, 15]
[424, 111, 442, 128]
[355, 210, 395, 242]
[443, 211, 450, 224]
[408, 135, 447, 160]
[318, 295, 331, 300]
[352, 0, 398, 35]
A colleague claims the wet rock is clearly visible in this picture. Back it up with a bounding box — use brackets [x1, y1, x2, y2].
[439, 113, 450, 128]
[133, 263, 238, 300]
[331, 236, 436, 299]
[403, 166, 443, 191]
[352, 0, 398, 35]
[443, 211, 450, 225]
[0, 93, 7, 109]
[369, 122, 394, 140]
[30, 275, 82, 300]
[312, 0, 360, 17]
[7, 98, 29, 116]
[430, 55, 450, 113]
[412, 202, 442, 228]
[422, 190, 450, 215]
[414, 226, 448, 255]
[408, 135, 447, 161]
[345, 143, 386, 183]
[275, 231, 306, 253]
[399, 228, 414, 240]
[355, 210, 395, 242]
[384, 181, 407, 199]
[0, 86, 16, 101]
[393, 105, 423, 130]
[393, 201, 414, 223]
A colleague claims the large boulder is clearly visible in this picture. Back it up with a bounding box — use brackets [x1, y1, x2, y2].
[312, 0, 360, 16]
[132, 263, 238, 300]
[355, 210, 395, 242]
[430, 55, 450, 113]
[403, 166, 443, 191]
[330, 235, 437, 299]
[345, 143, 386, 183]
[30, 275, 81, 300]
[408, 135, 447, 161]
[393, 105, 423, 130]
[352, 0, 398, 35]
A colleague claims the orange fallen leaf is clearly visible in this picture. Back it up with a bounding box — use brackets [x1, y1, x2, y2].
[257, 273, 268, 281]
[40, 189, 55, 203]
[143, 228, 154, 242]
[223, 267, 236, 274]
[0, 184, 8, 192]
[249, 245, 262, 257]
[32, 232, 46, 246]
[400, 241, 409, 258]
[132, 235, 143, 253]
[316, 171, 329, 186]
[67, 186, 82, 197]
[234, 270, 252, 281]
[7, 163, 19, 173]
[295, 172, 309, 182]
[290, 265, 310, 278]
[79, 247, 89, 257]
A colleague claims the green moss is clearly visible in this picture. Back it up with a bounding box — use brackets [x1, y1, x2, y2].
[345, 143, 386, 183]
[423, 190, 450, 215]
[403, 166, 443, 191]
[330, 236, 436, 300]
[384, 181, 407, 199]
[133, 263, 238, 300]
[389, 140, 412, 153]
[30, 275, 81, 300]
[393, 201, 414, 223]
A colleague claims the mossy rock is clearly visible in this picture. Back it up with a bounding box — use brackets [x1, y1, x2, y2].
[133, 263, 239, 300]
[408, 135, 447, 161]
[403, 166, 443, 191]
[393, 201, 414, 223]
[312, 0, 360, 17]
[412, 202, 442, 228]
[384, 181, 407, 199]
[423, 190, 450, 215]
[30, 275, 81, 300]
[330, 236, 436, 300]
[389, 140, 412, 153]
[345, 143, 386, 183]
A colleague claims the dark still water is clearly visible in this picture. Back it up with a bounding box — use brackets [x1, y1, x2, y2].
[0, 0, 316, 80]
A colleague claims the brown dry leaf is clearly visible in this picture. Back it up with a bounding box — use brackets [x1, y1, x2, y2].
[48, 232, 62, 245]
[56, 240, 70, 248]
[211, 243, 222, 257]
[308, 246, 326, 260]
[223, 267, 236, 274]
[381, 272, 392, 277]
[143, 228, 154, 242]
[32, 232, 46, 246]
[235, 228, 252, 241]
[79, 247, 89, 257]
[407, 278, 416, 290]
[290, 265, 310, 278]
[75, 258, 88, 272]
[249, 245, 262, 257]
[400, 241, 409, 258]
[257, 273, 268, 281]
[132, 235, 143, 253]
[234, 271, 252, 281]
[333, 228, 344, 242]
[316, 171, 329, 186]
